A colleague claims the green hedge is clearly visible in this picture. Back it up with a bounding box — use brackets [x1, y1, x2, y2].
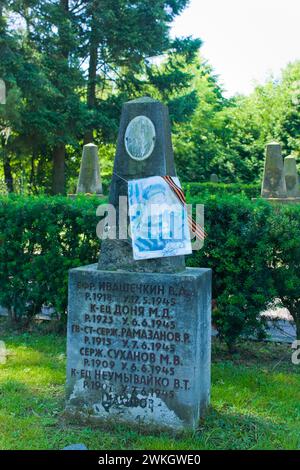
[0, 194, 299, 348]
[189, 194, 300, 346]
[182, 182, 261, 199]
[102, 181, 261, 199]
[0, 195, 103, 320]
[188, 195, 275, 348]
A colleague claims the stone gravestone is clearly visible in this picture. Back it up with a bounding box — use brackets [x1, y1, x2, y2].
[261, 142, 287, 199]
[76, 143, 103, 195]
[210, 173, 219, 183]
[0, 79, 5, 105]
[65, 97, 212, 430]
[284, 155, 300, 198]
[0, 341, 7, 364]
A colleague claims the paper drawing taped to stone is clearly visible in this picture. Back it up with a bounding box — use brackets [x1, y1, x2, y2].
[128, 175, 192, 260]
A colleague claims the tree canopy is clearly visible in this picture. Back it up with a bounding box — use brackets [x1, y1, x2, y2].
[1, 1, 300, 193]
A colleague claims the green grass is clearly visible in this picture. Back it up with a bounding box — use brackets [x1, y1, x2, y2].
[0, 324, 299, 450]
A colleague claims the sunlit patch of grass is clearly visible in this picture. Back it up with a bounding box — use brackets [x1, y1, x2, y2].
[0, 328, 299, 450]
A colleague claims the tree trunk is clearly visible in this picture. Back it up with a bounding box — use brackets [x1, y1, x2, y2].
[51, 0, 69, 194]
[0, 4, 4, 28]
[2, 149, 14, 192]
[296, 318, 300, 341]
[52, 143, 65, 194]
[29, 150, 36, 191]
[84, 15, 98, 145]
[288, 305, 300, 341]
[60, 0, 69, 19]
[8, 307, 17, 324]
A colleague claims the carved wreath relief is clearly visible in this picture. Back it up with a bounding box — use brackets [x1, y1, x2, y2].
[125, 115, 156, 161]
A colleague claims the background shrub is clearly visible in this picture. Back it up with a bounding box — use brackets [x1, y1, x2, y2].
[182, 182, 261, 199]
[0, 195, 103, 321]
[0, 191, 299, 348]
[267, 204, 300, 340]
[100, 181, 262, 199]
[187, 194, 276, 349]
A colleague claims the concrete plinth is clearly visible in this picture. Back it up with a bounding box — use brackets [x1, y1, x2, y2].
[66, 264, 212, 430]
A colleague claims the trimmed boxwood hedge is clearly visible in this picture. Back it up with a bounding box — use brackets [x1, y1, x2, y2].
[0, 195, 101, 321]
[0, 193, 299, 348]
[102, 181, 261, 199]
[182, 182, 261, 199]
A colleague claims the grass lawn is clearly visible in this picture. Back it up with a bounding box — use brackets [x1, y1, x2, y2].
[0, 322, 299, 450]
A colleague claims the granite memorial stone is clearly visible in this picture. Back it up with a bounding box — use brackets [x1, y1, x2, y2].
[261, 142, 287, 199]
[66, 97, 212, 430]
[76, 143, 103, 195]
[284, 155, 300, 198]
[98, 97, 184, 274]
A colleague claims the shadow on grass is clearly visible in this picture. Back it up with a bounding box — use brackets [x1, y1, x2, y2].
[0, 378, 63, 418]
[59, 405, 295, 450]
[0, 331, 299, 449]
[212, 338, 298, 372]
[0, 378, 298, 450]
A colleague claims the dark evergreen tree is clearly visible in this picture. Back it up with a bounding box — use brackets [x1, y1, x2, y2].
[1, 0, 200, 193]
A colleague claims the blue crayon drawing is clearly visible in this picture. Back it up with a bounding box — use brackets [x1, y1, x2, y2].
[128, 176, 192, 260]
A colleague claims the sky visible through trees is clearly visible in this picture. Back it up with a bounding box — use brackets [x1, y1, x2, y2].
[172, 0, 300, 96]
[0, 0, 300, 193]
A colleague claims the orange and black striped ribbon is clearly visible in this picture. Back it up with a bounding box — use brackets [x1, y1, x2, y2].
[162, 176, 206, 241]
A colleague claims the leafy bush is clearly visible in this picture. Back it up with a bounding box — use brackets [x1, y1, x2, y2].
[187, 195, 276, 349]
[0, 194, 299, 348]
[182, 182, 261, 199]
[98, 181, 261, 199]
[101, 177, 112, 195]
[267, 204, 300, 340]
[0, 195, 102, 321]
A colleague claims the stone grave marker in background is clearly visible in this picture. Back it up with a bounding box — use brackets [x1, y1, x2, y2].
[261, 142, 287, 199]
[210, 173, 219, 183]
[284, 155, 300, 198]
[0, 79, 6, 104]
[65, 97, 212, 430]
[0, 341, 7, 364]
[75, 143, 103, 196]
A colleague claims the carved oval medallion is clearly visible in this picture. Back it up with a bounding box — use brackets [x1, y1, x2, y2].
[125, 115, 156, 161]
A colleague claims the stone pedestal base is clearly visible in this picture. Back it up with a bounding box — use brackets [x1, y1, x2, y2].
[66, 264, 212, 430]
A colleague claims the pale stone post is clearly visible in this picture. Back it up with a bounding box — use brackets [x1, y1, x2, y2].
[0, 79, 6, 104]
[261, 142, 287, 198]
[76, 143, 103, 195]
[284, 155, 300, 198]
[210, 173, 219, 183]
